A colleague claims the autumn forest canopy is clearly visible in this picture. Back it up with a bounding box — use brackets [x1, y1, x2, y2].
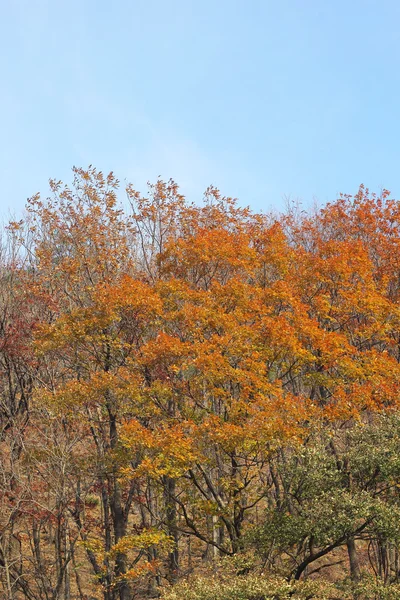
[3, 166, 400, 599]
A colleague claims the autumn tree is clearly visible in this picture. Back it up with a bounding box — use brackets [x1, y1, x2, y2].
[3, 171, 400, 600]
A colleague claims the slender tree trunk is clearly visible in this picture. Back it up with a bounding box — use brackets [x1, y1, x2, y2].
[377, 536, 389, 583]
[109, 409, 132, 600]
[101, 483, 114, 600]
[346, 537, 361, 581]
[163, 476, 179, 582]
[212, 515, 219, 560]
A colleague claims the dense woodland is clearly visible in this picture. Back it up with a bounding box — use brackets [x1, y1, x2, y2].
[2, 167, 400, 599]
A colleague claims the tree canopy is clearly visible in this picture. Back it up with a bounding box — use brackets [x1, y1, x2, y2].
[2, 169, 400, 599]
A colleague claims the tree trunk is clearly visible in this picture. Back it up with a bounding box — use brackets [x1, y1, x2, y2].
[163, 476, 179, 582]
[346, 537, 361, 581]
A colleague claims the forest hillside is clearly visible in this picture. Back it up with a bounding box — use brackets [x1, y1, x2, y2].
[2, 168, 400, 599]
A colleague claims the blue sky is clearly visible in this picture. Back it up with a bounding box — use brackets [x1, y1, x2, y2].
[1, 0, 400, 217]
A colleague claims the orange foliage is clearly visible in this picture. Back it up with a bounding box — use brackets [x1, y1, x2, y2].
[13, 169, 400, 593]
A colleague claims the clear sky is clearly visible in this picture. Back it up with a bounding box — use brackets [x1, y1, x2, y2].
[2, 0, 400, 217]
